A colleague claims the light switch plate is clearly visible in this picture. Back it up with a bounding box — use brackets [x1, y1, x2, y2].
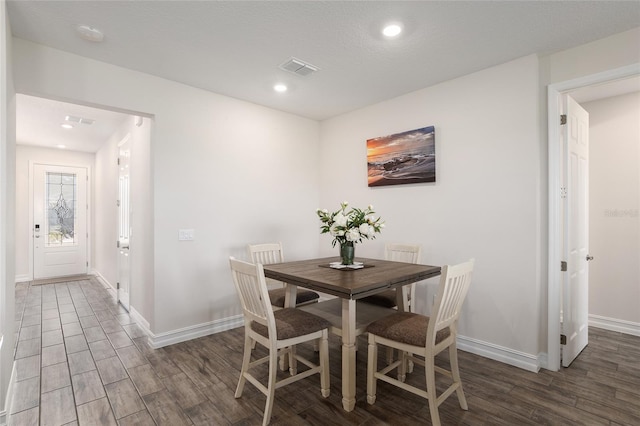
[178, 229, 195, 241]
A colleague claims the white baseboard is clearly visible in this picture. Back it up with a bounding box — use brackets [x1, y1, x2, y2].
[14, 274, 31, 283]
[457, 335, 541, 373]
[589, 314, 640, 337]
[149, 315, 244, 349]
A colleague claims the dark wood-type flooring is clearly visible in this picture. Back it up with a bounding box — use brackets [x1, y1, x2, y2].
[8, 277, 640, 425]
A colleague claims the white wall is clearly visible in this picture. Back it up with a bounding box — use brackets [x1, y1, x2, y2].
[585, 92, 640, 325]
[93, 123, 121, 289]
[14, 146, 95, 281]
[13, 39, 321, 337]
[129, 116, 153, 326]
[0, 0, 16, 419]
[320, 55, 542, 362]
[546, 28, 640, 85]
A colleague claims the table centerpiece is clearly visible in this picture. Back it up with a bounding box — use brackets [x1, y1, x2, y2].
[316, 201, 384, 265]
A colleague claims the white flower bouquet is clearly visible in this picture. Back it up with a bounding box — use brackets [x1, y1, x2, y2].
[316, 202, 384, 264]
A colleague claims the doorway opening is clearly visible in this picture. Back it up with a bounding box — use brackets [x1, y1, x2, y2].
[16, 94, 149, 313]
[547, 63, 640, 371]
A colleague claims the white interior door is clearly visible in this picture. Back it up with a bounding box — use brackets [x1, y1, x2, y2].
[33, 164, 88, 279]
[562, 95, 590, 367]
[117, 134, 131, 311]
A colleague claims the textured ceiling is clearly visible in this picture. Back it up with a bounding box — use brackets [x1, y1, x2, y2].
[8, 1, 640, 151]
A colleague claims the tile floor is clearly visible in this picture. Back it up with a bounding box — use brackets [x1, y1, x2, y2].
[9, 278, 158, 425]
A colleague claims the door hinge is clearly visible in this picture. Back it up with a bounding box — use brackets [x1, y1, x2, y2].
[117, 240, 120, 248]
[560, 187, 567, 199]
[560, 114, 567, 125]
[86, 261, 88, 267]
[561, 261, 567, 272]
[117, 282, 120, 290]
[560, 334, 567, 345]
[117, 200, 120, 207]
[117, 158, 120, 166]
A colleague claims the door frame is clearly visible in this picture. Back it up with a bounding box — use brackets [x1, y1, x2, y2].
[28, 160, 92, 280]
[547, 63, 640, 371]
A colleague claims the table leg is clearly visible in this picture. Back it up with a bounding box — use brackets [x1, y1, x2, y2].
[341, 298, 356, 411]
[397, 284, 409, 312]
[283, 284, 297, 308]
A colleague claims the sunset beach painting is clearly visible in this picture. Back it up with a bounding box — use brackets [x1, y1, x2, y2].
[367, 126, 435, 187]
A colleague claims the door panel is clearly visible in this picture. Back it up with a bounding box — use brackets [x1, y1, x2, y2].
[33, 164, 88, 279]
[118, 134, 131, 311]
[562, 95, 589, 367]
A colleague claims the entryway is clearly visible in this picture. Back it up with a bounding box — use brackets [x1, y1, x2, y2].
[32, 163, 88, 279]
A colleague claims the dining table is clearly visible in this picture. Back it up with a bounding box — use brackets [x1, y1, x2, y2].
[262, 256, 441, 412]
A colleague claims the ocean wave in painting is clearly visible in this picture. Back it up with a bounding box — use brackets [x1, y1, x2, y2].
[367, 126, 435, 187]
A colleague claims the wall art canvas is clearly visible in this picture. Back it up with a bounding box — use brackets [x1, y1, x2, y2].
[367, 125, 435, 187]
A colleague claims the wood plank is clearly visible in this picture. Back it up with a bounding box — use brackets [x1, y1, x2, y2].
[143, 389, 194, 425]
[127, 363, 165, 396]
[162, 372, 207, 409]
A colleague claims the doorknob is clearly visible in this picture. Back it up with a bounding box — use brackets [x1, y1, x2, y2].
[586, 255, 594, 261]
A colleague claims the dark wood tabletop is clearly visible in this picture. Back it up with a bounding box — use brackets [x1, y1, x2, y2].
[263, 256, 441, 300]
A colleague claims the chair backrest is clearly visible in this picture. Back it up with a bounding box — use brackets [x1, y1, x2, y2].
[385, 243, 422, 311]
[229, 256, 275, 331]
[385, 243, 422, 264]
[428, 259, 474, 342]
[248, 242, 284, 265]
[247, 242, 285, 289]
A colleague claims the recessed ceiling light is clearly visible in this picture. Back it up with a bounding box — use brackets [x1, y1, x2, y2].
[76, 25, 104, 42]
[274, 84, 288, 93]
[61, 123, 74, 129]
[382, 24, 402, 37]
[56, 145, 66, 149]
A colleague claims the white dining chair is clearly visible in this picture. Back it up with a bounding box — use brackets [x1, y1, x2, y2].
[229, 257, 330, 426]
[366, 259, 474, 426]
[361, 243, 422, 367]
[248, 242, 320, 308]
[361, 243, 422, 311]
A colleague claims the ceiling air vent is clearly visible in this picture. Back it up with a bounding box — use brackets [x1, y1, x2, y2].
[279, 57, 319, 76]
[66, 115, 95, 125]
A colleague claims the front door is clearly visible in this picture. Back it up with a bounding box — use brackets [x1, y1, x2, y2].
[33, 164, 88, 279]
[117, 134, 131, 311]
[561, 95, 590, 367]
